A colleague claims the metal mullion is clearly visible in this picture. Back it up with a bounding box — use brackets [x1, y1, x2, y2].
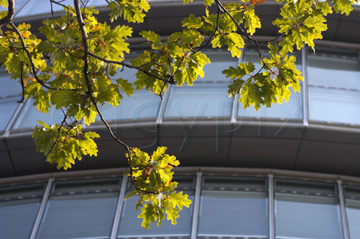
[111, 175, 128, 239]
[13, 0, 31, 17]
[301, 47, 309, 127]
[3, 100, 25, 137]
[338, 179, 350, 239]
[268, 174, 275, 239]
[156, 84, 172, 124]
[30, 177, 54, 239]
[191, 171, 202, 239]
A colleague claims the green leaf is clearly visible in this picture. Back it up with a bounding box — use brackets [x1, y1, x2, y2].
[138, 203, 157, 229]
[140, 30, 161, 43]
[226, 33, 245, 58]
[117, 78, 134, 97]
[243, 6, 261, 35]
[182, 14, 203, 29]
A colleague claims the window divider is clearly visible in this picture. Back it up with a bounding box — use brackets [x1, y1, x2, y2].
[338, 179, 350, 239]
[191, 171, 202, 239]
[110, 175, 128, 239]
[30, 177, 54, 239]
[268, 174, 275, 239]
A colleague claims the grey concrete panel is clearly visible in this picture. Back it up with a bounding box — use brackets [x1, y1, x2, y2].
[87, 138, 158, 169]
[231, 122, 304, 139]
[229, 137, 301, 169]
[257, 16, 278, 36]
[0, 151, 15, 177]
[323, 19, 341, 41]
[296, 140, 360, 176]
[159, 137, 231, 166]
[304, 126, 360, 145]
[335, 20, 360, 43]
[159, 123, 233, 138]
[94, 124, 158, 141]
[0, 138, 6, 151]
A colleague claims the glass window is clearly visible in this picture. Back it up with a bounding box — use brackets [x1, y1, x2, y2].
[198, 177, 268, 238]
[164, 51, 236, 121]
[0, 71, 21, 133]
[11, 99, 64, 131]
[238, 49, 303, 121]
[16, 0, 73, 17]
[96, 65, 161, 123]
[275, 180, 342, 239]
[118, 177, 195, 237]
[344, 185, 360, 239]
[0, 183, 45, 239]
[308, 50, 360, 125]
[0, 71, 20, 98]
[36, 178, 121, 239]
[0, 97, 19, 132]
[346, 200, 360, 239]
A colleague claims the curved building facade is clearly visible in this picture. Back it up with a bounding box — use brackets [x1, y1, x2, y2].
[1, 0, 360, 238]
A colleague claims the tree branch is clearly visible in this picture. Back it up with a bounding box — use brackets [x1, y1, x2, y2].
[88, 51, 173, 84]
[73, 0, 131, 155]
[0, 0, 14, 26]
[9, 22, 79, 91]
[17, 62, 25, 103]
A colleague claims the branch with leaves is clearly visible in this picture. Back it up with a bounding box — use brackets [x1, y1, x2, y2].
[0, 0, 359, 229]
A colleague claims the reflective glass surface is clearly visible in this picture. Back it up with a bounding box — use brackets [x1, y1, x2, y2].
[164, 52, 236, 121]
[37, 179, 120, 239]
[12, 99, 64, 131]
[96, 65, 161, 122]
[238, 50, 303, 121]
[0, 184, 44, 239]
[0, 199, 41, 239]
[275, 194, 343, 239]
[0, 71, 20, 133]
[308, 52, 360, 125]
[346, 199, 360, 239]
[198, 177, 268, 238]
[0, 97, 19, 132]
[117, 194, 194, 237]
[16, 0, 73, 17]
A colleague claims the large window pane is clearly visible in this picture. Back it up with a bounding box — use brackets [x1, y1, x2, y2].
[12, 99, 64, 131]
[198, 177, 268, 238]
[275, 180, 342, 239]
[97, 64, 161, 123]
[0, 71, 20, 98]
[308, 51, 360, 125]
[0, 184, 45, 239]
[238, 50, 303, 121]
[164, 51, 236, 121]
[37, 178, 120, 239]
[0, 97, 19, 132]
[16, 0, 73, 17]
[118, 177, 195, 237]
[344, 185, 360, 239]
[118, 194, 194, 237]
[346, 200, 360, 239]
[0, 71, 21, 132]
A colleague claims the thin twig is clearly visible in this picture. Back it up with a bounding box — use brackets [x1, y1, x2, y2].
[17, 62, 25, 103]
[88, 51, 171, 84]
[9, 22, 80, 91]
[45, 114, 68, 158]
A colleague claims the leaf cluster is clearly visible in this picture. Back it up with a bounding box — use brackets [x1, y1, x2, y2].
[126, 147, 191, 229]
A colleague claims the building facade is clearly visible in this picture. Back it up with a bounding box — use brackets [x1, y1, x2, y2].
[1, 0, 360, 238]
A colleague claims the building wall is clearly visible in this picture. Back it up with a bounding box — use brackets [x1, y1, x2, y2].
[1, 1, 360, 238]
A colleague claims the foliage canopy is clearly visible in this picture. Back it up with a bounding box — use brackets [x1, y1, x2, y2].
[0, 0, 358, 229]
